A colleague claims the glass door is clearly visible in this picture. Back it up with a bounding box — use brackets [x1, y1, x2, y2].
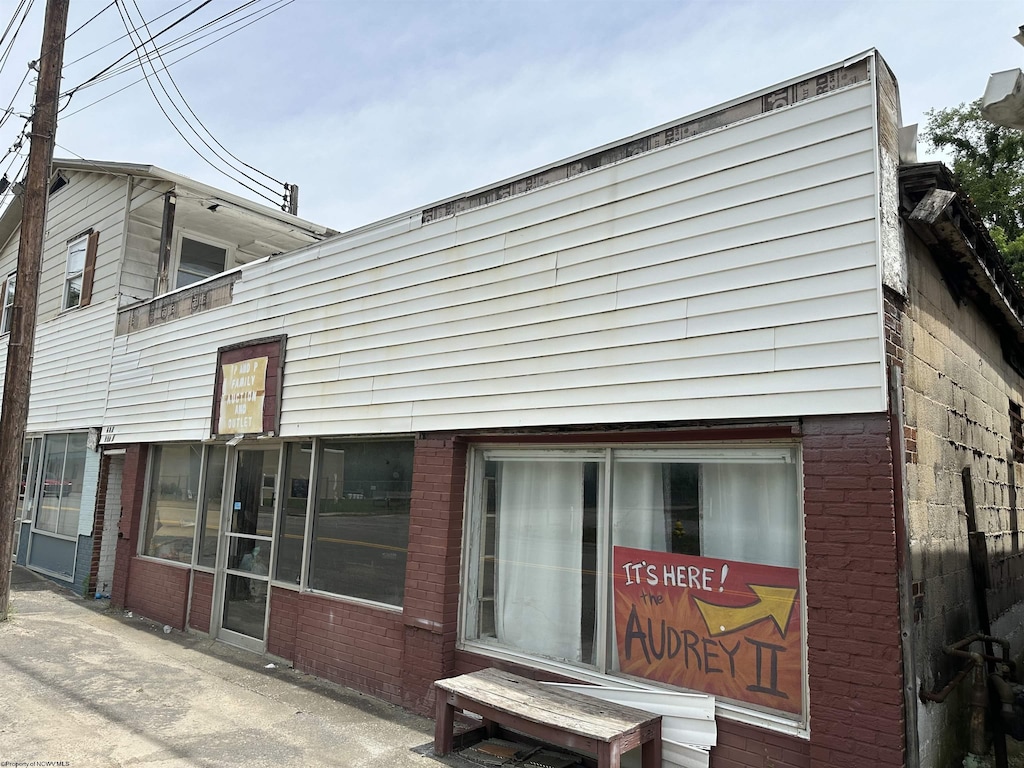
[218, 444, 279, 650]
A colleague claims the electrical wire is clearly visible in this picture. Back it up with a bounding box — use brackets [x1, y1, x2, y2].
[63, 0, 281, 97]
[71, 0, 215, 96]
[65, 1, 117, 41]
[62, 0, 192, 66]
[0, 0, 36, 79]
[0, 67, 30, 133]
[126, 0, 286, 189]
[112, 0, 280, 206]
[60, 0, 294, 120]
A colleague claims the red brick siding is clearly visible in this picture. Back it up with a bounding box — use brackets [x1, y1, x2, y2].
[401, 435, 467, 712]
[713, 721, 809, 768]
[286, 590, 406, 705]
[87, 453, 110, 595]
[189, 570, 214, 632]
[803, 414, 904, 768]
[124, 557, 190, 629]
[267, 586, 300, 658]
[112, 445, 148, 610]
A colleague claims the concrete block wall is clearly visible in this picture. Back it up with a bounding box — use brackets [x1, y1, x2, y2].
[901, 234, 1024, 765]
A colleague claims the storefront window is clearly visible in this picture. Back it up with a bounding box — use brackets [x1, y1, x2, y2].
[274, 442, 312, 584]
[464, 445, 803, 720]
[196, 445, 226, 568]
[142, 444, 202, 563]
[34, 433, 87, 537]
[308, 440, 412, 606]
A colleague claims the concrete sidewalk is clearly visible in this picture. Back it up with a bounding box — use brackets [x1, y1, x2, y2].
[0, 565, 439, 767]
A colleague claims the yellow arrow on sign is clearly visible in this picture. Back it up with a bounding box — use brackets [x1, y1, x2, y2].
[693, 585, 798, 639]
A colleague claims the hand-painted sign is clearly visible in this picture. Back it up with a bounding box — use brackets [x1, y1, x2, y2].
[613, 546, 802, 715]
[218, 356, 269, 434]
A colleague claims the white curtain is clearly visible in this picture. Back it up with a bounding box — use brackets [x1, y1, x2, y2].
[495, 460, 584, 662]
[700, 462, 798, 568]
[612, 461, 668, 552]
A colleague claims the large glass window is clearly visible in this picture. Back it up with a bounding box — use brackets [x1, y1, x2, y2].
[196, 445, 226, 568]
[142, 444, 202, 563]
[274, 442, 312, 584]
[464, 445, 803, 721]
[33, 433, 87, 537]
[308, 440, 413, 606]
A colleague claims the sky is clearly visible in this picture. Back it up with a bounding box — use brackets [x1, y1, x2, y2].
[0, 0, 1020, 232]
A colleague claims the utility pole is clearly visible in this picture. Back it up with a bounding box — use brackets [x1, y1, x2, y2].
[0, 0, 70, 622]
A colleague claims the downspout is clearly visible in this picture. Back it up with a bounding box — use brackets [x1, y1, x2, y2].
[889, 365, 921, 767]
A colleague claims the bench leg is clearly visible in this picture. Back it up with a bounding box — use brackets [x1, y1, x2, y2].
[434, 694, 455, 756]
[597, 741, 622, 768]
[640, 732, 662, 768]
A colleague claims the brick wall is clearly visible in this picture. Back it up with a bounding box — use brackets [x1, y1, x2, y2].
[125, 557, 190, 629]
[87, 453, 110, 598]
[401, 435, 467, 712]
[112, 444, 147, 609]
[803, 414, 903, 768]
[189, 570, 214, 632]
[267, 586, 300, 658]
[279, 590, 406, 705]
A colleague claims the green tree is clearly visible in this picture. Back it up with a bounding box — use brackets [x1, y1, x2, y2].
[924, 100, 1024, 281]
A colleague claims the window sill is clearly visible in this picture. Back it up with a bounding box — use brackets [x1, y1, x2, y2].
[302, 587, 403, 615]
[457, 640, 810, 740]
[135, 553, 193, 569]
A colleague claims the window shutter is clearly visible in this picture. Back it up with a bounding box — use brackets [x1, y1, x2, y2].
[79, 230, 99, 307]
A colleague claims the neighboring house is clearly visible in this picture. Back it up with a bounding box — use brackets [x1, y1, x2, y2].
[3, 50, 1023, 768]
[0, 160, 333, 597]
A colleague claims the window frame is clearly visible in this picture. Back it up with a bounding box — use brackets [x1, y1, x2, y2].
[63, 234, 88, 310]
[459, 441, 808, 734]
[300, 437, 413, 608]
[29, 432, 87, 541]
[1, 271, 14, 334]
[171, 229, 234, 291]
[62, 230, 98, 311]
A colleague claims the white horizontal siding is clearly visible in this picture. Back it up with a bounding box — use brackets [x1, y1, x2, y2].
[38, 171, 128, 318]
[26, 299, 117, 432]
[104, 81, 885, 442]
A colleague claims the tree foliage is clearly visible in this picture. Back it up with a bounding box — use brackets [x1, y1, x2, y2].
[924, 100, 1024, 281]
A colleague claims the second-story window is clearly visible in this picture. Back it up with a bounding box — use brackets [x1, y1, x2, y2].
[1, 272, 14, 333]
[176, 235, 229, 289]
[62, 231, 98, 310]
[63, 235, 88, 309]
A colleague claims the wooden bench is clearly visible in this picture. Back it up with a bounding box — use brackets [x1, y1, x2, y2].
[433, 668, 662, 768]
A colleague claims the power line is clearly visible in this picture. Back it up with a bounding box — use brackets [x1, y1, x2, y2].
[125, 0, 286, 189]
[72, 0, 215, 95]
[112, 0, 280, 206]
[63, 0, 192, 66]
[65, 1, 117, 41]
[63, 0, 281, 97]
[60, 0, 293, 120]
[0, 0, 36, 79]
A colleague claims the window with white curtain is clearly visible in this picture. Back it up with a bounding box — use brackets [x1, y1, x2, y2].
[463, 444, 804, 721]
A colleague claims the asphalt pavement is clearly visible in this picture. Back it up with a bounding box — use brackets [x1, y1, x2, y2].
[0, 564, 443, 768]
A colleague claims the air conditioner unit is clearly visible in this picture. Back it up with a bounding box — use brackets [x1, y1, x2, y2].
[981, 68, 1024, 130]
